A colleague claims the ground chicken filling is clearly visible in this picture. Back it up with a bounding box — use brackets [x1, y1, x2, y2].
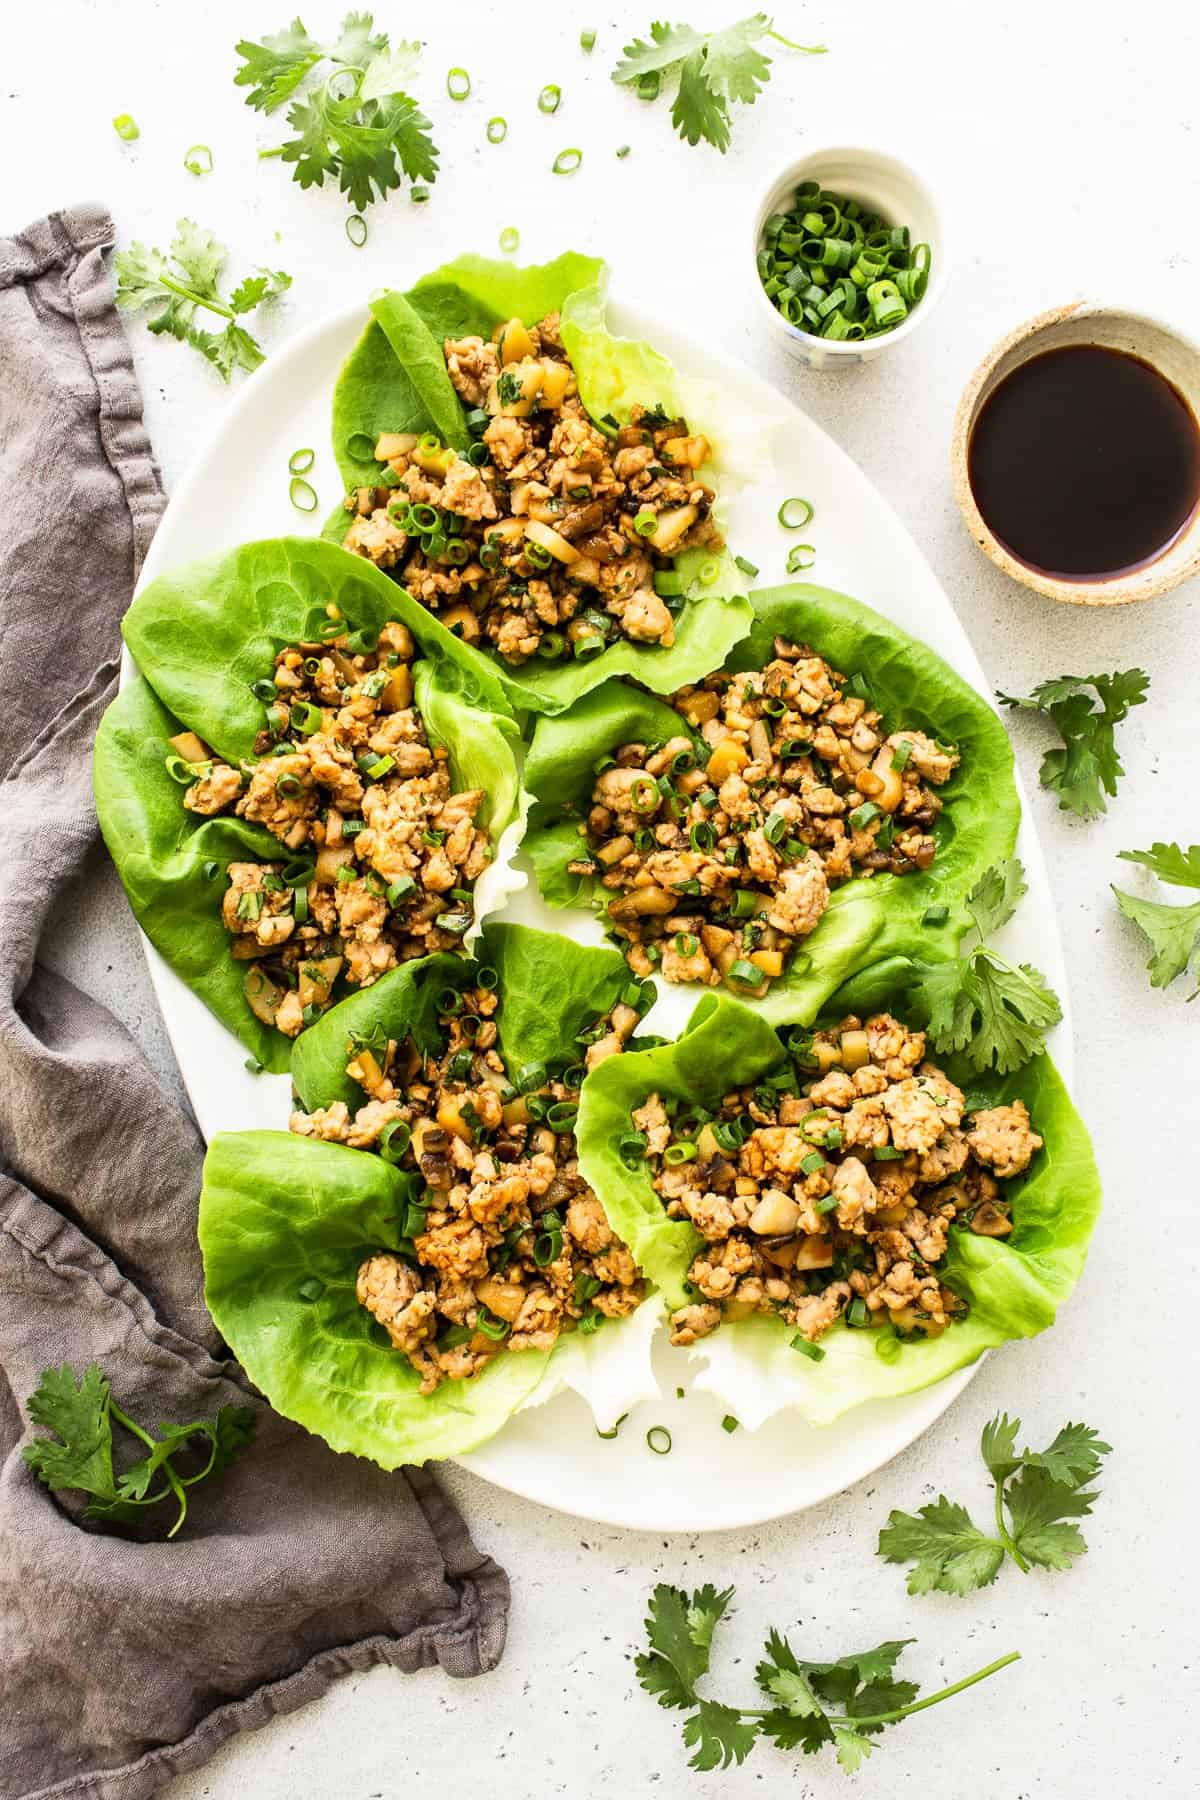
[290, 984, 648, 1392]
[341, 309, 721, 666]
[631, 1011, 1041, 1350]
[175, 621, 490, 1038]
[567, 639, 960, 997]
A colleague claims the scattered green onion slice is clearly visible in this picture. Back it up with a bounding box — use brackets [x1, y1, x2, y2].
[636, 70, 660, 100]
[616, 144, 631, 159]
[786, 543, 816, 573]
[183, 144, 213, 176]
[734, 554, 759, 578]
[538, 84, 562, 114]
[410, 184, 431, 204]
[487, 116, 508, 143]
[646, 1425, 672, 1455]
[499, 226, 520, 254]
[446, 67, 471, 101]
[790, 1334, 826, 1362]
[289, 477, 318, 514]
[597, 1412, 628, 1440]
[697, 557, 721, 585]
[778, 496, 814, 529]
[721, 1415, 740, 1434]
[580, 28, 596, 51]
[552, 147, 582, 175]
[112, 114, 139, 141]
[923, 903, 950, 927]
[289, 447, 315, 475]
[345, 213, 367, 248]
[378, 1120, 412, 1164]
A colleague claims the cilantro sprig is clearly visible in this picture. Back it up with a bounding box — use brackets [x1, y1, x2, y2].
[113, 220, 291, 380]
[1113, 841, 1200, 992]
[635, 1583, 1017, 1775]
[236, 13, 437, 210]
[878, 1413, 1110, 1595]
[998, 669, 1149, 819]
[23, 1364, 255, 1539]
[914, 858, 1062, 1073]
[612, 14, 826, 152]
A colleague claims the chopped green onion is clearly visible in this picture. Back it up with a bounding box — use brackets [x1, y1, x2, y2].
[727, 959, 763, 987]
[410, 185, 431, 204]
[476, 1306, 511, 1342]
[778, 496, 814, 530]
[378, 1120, 412, 1164]
[289, 477, 318, 514]
[721, 1415, 739, 1434]
[849, 800, 881, 831]
[891, 738, 913, 771]
[786, 543, 816, 573]
[345, 214, 367, 248]
[616, 144, 631, 159]
[597, 1413, 628, 1440]
[646, 1425, 672, 1455]
[763, 809, 787, 845]
[697, 557, 721, 585]
[290, 700, 322, 736]
[734, 554, 759, 578]
[289, 447, 315, 475]
[112, 114, 139, 141]
[923, 904, 950, 927]
[516, 1060, 546, 1094]
[618, 1131, 648, 1167]
[846, 1297, 869, 1328]
[875, 1331, 902, 1362]
[546, 1100, 579, 1133]
[653, 570, 684, 597]
[790, 1334, 826, 1361]
[183, 144, 213, 176]
[580, 28, 596, 51]
[663, 1141, 697, 1165]
[552, 147, 582, 174]
[816, 1193, 838, 1214]
[800, 1149, 826, 1176]
[499, 226, 520, 254]
[636, 70, 660, 100]
[538, 84, 562, 114]
[446, 67, 471, 100]
[486, 116, 508, 143]
[633, 508, 658, 537]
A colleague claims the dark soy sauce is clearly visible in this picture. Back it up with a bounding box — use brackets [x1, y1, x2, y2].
[967, 344, 1200, 581]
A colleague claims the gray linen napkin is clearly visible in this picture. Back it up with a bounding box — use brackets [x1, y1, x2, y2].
[0, 206, 508, 1800]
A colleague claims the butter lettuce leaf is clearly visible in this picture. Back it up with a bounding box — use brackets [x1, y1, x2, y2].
[525, 581, 1021, 1027]
[96, 537, 524, 1063]
[575, 981, 1099, 1427]
[329, 252, 753, 715]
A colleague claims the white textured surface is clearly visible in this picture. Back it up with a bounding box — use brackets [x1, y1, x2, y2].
[6, 1, 1199, 1793]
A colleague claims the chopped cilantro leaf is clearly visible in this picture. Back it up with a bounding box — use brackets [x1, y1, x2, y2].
[878, 1410, 1110, 1593]
[998, 668, 1149, 818]
[612, 13, 825, 153]
[113, 222, 290, 381]
[1113, 841, 1200, 990]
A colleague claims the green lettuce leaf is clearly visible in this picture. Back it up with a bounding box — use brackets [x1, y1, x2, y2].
[199, 1130, 553, 1464]
[93, 672, 292, 1073]
[329, 252, 752, 715]
[575, 979, 1099, 1427]
[96, 537, 525, 1063]
[205, 927, 657, 1465]
[525, 581, 1021, 1026]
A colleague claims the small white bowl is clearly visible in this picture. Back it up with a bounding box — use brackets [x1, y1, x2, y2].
[751, 145, 947, 370]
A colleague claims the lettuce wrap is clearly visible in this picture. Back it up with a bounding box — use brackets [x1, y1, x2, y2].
[524, 581, 1022, 1027]
[199, 926, 662, 1466]
[94, 537, 526, 1069]
[575, 977, 1099, 1429]
[328, 251, 754, 714]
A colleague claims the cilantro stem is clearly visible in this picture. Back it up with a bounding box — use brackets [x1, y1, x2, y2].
[993, 1478, 1031, 1573]
[766, 30, 827, 52]
[109, 1399, 158, 1451]
[841, 1651, 1020, 1725]
[258, 146, 286, 159]
[150, 271, 236, 322]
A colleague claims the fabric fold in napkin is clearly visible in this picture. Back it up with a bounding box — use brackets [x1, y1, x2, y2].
[0, 205, 508, 1800]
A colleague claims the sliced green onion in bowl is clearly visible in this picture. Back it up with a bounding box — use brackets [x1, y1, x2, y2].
[499, 226, 520, 254]
[538, 84, 561, 114]
[289, 477, 318, 514]
[183, 144, 213, 176]
[786, 543, 816, 573]
[778, 496, 814, 529]
[345, 213, 367, 248]
[446, 67, 471, 101]
[552, 147, 582, 175]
